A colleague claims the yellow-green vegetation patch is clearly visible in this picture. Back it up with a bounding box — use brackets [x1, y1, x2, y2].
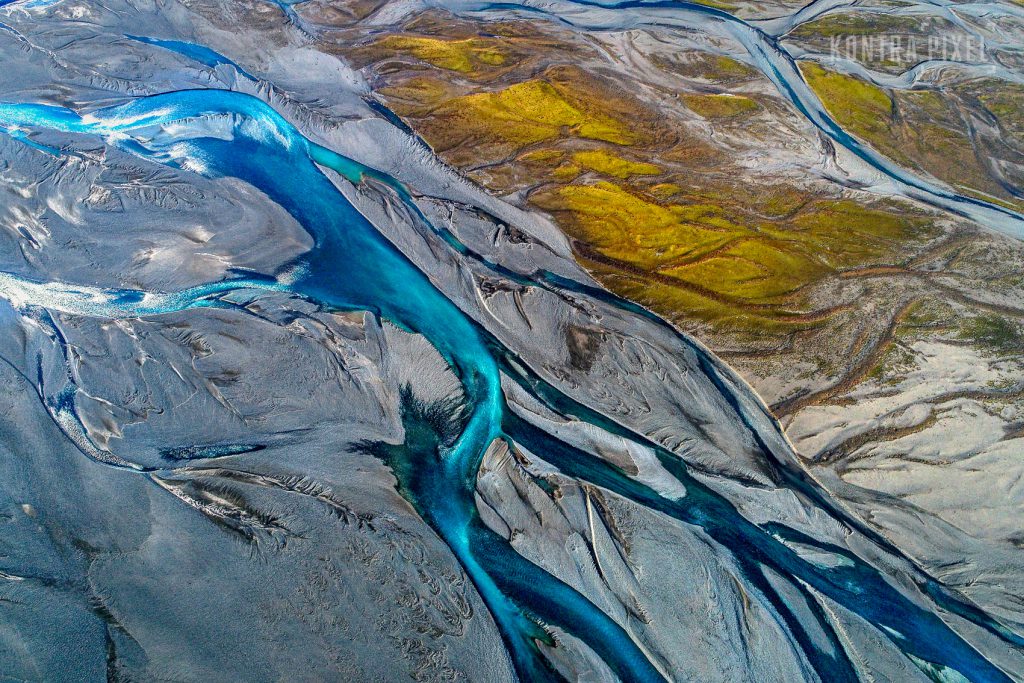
[784, 199, 921, 268]
[900, 89, 948, 119]
[699, 55, 756, 81]
[892, 298, 957, 343]
[790, 13, 939, 38]
[981, 90, 1024, 123]
[371, 60, 667, 174]
[379, 76, 456, 110]
[913, 124, 997, 191]
[682, 93, 759, 119]
[436, 80, 635, 149]
[551, 182, 688, 252]
[656, 52, 758, 83]
[799, 62, 894, 152]
[533, 180, 929, 331]
[373, 35, 507, 73]
[573, 150, 661, 178]
[759, 185, 810, 217]
[801, 63, 1019, 206]
[979, 85, 1024, 140]
[552, 163, 582, 181]
[869, 342, 919, 383]
[547, 182, 743, 271]
[518, 148, 564, 163]
[665, 238, 820, 301]
[690, 0, 738, 10]
[896, 89, 1020, 206]
[648, 182, 682, 199]
[959, 314, 1024, 355]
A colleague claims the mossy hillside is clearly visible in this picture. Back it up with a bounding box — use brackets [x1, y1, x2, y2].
[689, 0, 738, 11]
[517, 148, 564, 164]
[977, 84, 1024, 144]
[368, 30, 755, 179]
[654, 52, 759, 84]
[790, 13, 943, 38]
[799, 62, 895, 157]
[648, 183, 683, 199]
[788, 13, 961, 73]
[800, 62, 1022, 208]
[380, 65, 671, 166]
[960, 314, 1024, 355]
[874, 305, 1024, 379]
[451, 80, 633, 146]
[551, 163, 582, 181]
[573, 150, 661, 178]
[343, 13, 587, 83]
[683, 93, 759, 119]
[533, 180, 930, 331]
[379, 76, 458, 111]
[982, 90, 1024, 130]
[373, 35, 508, 73]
